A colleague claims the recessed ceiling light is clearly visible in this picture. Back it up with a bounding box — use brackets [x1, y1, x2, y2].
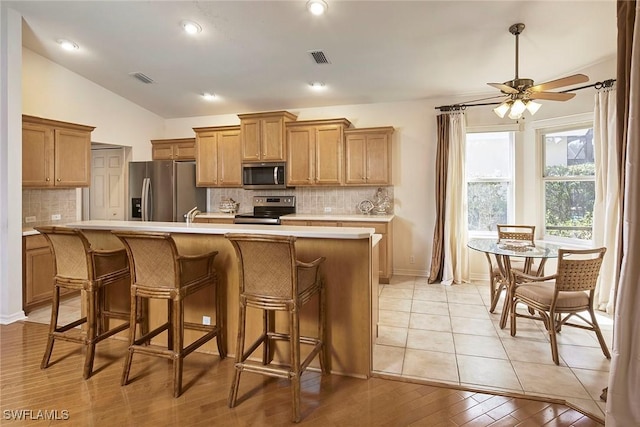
[202, 93, 217, 101]
[309, 82, 326, 90]
[181, 20, 202, 34]
[307, 0, 328, 16]
[57, 39, 79, 51]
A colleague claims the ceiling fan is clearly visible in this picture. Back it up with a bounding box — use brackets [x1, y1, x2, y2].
[487, 23, 589, 119]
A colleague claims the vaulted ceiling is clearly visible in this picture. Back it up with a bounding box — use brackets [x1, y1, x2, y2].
[8, 1, 617, 119]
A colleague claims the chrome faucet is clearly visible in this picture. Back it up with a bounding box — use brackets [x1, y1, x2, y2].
[185, 206, 201, 224]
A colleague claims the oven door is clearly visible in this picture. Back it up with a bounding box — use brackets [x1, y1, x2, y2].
[242, 163, 286, 190]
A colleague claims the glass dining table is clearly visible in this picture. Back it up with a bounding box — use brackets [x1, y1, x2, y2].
[467, 238, 563, 329]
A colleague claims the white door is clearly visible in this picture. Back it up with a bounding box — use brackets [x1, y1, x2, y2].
[90, 148, 125, 220]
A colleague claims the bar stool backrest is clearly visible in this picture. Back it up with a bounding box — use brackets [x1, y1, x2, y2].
[227, 234, 297, 300]
[114, 231, 179, 289]
[36, 226, 91, 281]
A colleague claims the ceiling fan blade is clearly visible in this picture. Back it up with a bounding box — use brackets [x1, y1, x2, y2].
[487, 83, 519, 94]
[529, 74, 589, 92]
[529, 92, 576, 101]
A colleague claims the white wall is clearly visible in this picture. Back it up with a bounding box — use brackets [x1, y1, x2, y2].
[22, 49, 165, 160]
[0, 5, 25, 323]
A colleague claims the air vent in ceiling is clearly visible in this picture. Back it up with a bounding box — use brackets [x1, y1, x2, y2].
[129, 72, 155, 84]
[308, 50, 331, 64]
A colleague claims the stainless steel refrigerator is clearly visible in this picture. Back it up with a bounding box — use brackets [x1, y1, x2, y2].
[128, 160, 206, 222]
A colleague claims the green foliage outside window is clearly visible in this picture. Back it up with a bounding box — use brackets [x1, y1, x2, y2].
[544, 163, 595, 240]
[467, 182, 508, 231]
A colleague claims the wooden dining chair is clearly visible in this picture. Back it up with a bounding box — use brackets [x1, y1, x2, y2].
[225, 233, 327, 423]
[510, 247, 609, 365]
[485, 224, 546, 313]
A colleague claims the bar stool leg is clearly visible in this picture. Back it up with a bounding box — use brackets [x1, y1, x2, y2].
[172, 298, 184, 398]
[121, 292, 137, 386]
[290, 310, 302, 423]
[41, 286, 60, 370]
[83, 287, 98, 379]
[228, 304, 246, 408]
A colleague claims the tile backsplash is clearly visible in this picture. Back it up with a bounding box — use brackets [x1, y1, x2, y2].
[207, 186, 394, 215]
[22, 189, 77, 228]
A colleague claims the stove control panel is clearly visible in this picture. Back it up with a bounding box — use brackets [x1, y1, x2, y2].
[253, 196, 295, 207]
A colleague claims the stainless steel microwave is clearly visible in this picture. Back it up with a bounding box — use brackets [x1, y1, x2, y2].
[242, 162, 287, 189]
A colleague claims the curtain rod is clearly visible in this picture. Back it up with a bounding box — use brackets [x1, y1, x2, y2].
[435, 78, 616, 112]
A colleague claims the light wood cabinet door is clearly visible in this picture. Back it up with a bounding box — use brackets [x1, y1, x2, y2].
[345, 127, 393, 186]
[151, 142, 174, 160]
[23, 235, 55, 313]
[54, 128, 91, 187]
[287, 127, 314, 185]
[239, 111, 297, 162]
[217, 129, 242, 186]
[23, 123, 55, 187]
[315, 125, 344, 185]
[173, 141, 196, 160]
[342, 221, 392, 283]
[22, 115, 94, 188]
[194, 126, 241, 187]
[195, 131, 219, 186]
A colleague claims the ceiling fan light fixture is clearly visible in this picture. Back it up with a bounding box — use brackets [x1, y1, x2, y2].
[202, 92, 217, 101]
[307, 0, 328, 16]
[525, 100, 541, 115]
[493, 101, 511, 119]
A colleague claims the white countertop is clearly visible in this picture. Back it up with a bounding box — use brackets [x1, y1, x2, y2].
[65, 220, 375, 240]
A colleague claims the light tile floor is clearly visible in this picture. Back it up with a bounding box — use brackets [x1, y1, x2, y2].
[373, 275, 613, 420]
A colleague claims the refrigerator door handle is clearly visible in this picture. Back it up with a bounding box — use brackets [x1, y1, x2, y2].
[141, 177, 151, 221]
[274, 166, 279, 185]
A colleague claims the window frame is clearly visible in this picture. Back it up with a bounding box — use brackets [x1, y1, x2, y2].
[465, 127, 517, 237]
[537, 120, 595, 245]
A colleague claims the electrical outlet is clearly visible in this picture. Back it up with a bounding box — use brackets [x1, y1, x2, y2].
[410, 256, 415, 264]
[324, 207, 332, 213]
[51, 214, 61, 221]
[25, 216, 36, 223]
[202, 316, 211, 326]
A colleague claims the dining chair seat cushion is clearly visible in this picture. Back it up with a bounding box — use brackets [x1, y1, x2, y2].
[515, 283, 589, 309]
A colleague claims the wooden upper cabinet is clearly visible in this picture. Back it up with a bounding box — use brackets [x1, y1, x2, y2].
[344, 127, 394, 186]
[193, 126, 241, 187]
[151, 138, 195, 160]
[22, 115, 94, 188]
[286, 118, 351, 186]
[239, 111, 297, 162]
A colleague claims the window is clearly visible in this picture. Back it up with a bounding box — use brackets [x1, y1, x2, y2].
[542, 126, 594, 241]
[466, 131, 514, 233]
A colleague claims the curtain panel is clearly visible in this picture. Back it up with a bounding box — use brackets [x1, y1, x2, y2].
[593, 88, 621, 313]
[607, 1, 640, 426]
[428, 114, 450, 283]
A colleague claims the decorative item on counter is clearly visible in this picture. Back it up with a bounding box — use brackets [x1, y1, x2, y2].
[372, 187, 391, 214]
[219, 198, 239, 214]
[357, 199, 374, 214]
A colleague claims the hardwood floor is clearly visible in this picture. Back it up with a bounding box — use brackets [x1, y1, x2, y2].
[1, 321, 604, 426]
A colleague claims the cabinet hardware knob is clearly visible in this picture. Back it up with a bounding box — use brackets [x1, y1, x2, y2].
[46, 178, 50, 181]
[56, 178, 61, 182]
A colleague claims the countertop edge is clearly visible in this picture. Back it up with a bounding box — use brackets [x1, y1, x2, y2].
[65, 220, 375, 240]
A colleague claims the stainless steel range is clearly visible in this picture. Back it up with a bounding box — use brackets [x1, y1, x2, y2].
[233, 196, 295, 225]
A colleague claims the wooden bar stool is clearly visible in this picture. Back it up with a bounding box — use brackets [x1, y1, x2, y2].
[225, 233, 327, 423]
[112, 230, 225, 397]
[35, 226, 131, 379]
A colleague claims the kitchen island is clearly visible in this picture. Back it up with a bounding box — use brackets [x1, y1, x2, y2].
[65, 220, 380, 378]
